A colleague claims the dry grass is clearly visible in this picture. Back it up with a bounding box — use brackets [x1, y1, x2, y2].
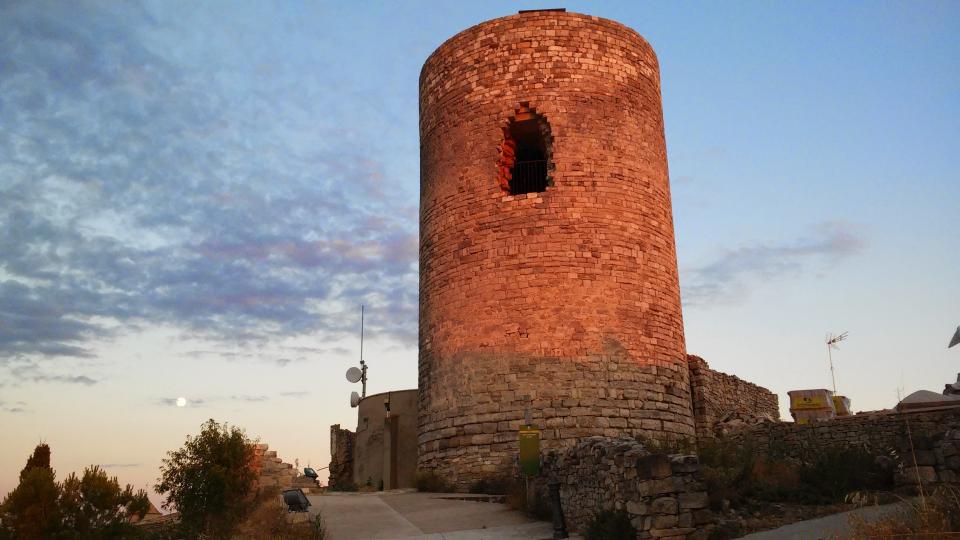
[847, 486, 960, 539]
[232, 488, 324, 540]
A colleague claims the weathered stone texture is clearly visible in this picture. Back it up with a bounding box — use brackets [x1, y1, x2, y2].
[419, 9, 693, 488]
[328, 424, 355, 489]
[540, 437, 714, 539]
[726, 408, 960, 488]
[252, 443, 320, 494]
[688, 355, 779, 438]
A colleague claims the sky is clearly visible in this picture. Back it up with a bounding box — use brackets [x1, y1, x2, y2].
[1, 1, 957, 503]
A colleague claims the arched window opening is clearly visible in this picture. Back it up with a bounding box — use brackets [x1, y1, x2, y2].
[497, 106, 551, 195]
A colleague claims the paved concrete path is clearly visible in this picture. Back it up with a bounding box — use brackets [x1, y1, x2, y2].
[309, 490, 563, 540]
[737, 500, 911, 540]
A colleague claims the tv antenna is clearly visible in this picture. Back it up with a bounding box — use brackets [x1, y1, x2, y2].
[345, 305, 368, 406]
[825, 331, 848, 393]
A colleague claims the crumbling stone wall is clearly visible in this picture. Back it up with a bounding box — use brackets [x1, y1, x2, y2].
[328, 424, 355, 489]
[688, 355, 779, 438]
[725, 408, 960, 488]
[419, 8, 693, 489]
[252, 443, 320, 494]
[541, 437, 714, 539]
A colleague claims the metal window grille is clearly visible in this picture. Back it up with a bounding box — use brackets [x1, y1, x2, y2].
[510, 160, 547, 195]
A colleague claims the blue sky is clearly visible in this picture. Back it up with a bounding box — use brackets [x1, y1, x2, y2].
[1, 1, 957, 499]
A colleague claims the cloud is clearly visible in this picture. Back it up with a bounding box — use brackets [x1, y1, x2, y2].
[4, 361, 98, 386]
[279, 391, 310, 398]
[158, 397, 205, 407]
[0, 400, 28, 414]
[681, 221, 867, 306]
[157, 394, 277, 407]
[0, 2, 419, 366]
[230, 395, 268, 403]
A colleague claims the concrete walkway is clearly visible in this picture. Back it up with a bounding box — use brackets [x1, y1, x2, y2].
[737, 500, 912, 539]
[308, 490, 561, 540]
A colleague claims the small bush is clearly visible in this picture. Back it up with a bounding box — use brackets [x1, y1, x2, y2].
[749, 455, 802, 502]
[698, 438, 756, 509]
[798, 446, 893, 503]
[414, 470, 453, 493]
[698, 438, 896, 507]
[585, 510, 636, 540]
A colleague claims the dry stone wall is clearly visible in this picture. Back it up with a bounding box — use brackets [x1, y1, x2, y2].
[541, 437, 714, 539]
[252, 443, 320, 494]
[419, 9, 693, 489]
[328, 424, 355, 489]
[688, 355, 779, 438]
[726, 408, 960, 488]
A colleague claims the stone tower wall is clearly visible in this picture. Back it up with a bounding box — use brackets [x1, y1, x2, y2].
[419, 10, 692, 488]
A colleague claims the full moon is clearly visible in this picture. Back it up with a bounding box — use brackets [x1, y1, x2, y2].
[175, 397, 187, 407]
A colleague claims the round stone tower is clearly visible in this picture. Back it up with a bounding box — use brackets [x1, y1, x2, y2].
[419, 9, 693, 487]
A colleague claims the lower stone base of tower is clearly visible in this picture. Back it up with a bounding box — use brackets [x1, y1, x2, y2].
[417, 343, 695, 490]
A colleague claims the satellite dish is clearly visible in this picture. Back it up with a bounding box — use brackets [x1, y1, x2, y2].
[346, 367, 362, 383]
[350, 391, 360, 408]
[950, 326, 960, 348]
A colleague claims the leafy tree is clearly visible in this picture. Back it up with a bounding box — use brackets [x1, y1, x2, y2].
[0, 444, 147, 539]
[0, 444, 62, 540]
[155, 419, 258, 539]
[59, 465, 150, 537]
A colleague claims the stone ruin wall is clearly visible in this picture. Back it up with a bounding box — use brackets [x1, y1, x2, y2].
[251, 443, 321, 494]
[539, 437, 714, 540]
[328, 424, 355, 489]
[688, 355, 779, 439]
[725, 407, 960, 488]
[419, 9, 693, 489]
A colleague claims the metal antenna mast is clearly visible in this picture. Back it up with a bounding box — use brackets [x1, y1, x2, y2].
[825, 331, 848, 394]
[360, 305, 367, 398]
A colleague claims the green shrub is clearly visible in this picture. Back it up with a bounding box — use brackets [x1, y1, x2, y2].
[585, 510, 636, 540]
[697, 438, 757, 509]
[797, 446, 893, 503]
[156, 419, 259, 539]
[698, 438, 896, 507]
[414, 470, 453, 493]
[0, 444, 149, 540]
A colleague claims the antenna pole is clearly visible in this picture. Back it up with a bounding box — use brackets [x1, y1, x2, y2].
[360, 305, 367, 398]
[827, 341, 836, 394]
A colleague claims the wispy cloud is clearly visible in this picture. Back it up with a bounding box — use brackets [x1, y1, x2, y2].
[279, 391, 311, 398]
[157, 393, 281, 407]
[0, 3, 418, 367]
[0, 400, 27, 414]
[230, 395, 269, 403]
[681, 221, 867, 306]
[158, 397, 205, 408]
[5, 361, 98, 386]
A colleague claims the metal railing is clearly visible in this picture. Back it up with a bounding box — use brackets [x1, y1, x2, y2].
[510, 160, 547, 195]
